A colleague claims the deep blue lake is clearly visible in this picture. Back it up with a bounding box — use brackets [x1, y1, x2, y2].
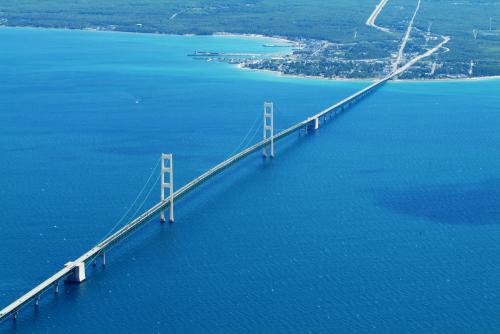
[0, 27, 499, 333]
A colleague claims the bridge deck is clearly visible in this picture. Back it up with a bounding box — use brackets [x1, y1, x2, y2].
[0, 70, 399, 323]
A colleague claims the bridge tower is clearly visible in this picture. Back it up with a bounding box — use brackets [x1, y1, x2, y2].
[160, 153, 174, 223]
[262, 102, 274, 158]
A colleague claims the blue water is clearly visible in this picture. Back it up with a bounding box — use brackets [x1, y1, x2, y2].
[1, 27, 499, 333]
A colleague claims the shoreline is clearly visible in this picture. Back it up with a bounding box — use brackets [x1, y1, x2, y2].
[212, 32, 299, 47]
[393, 75, 500, 83]
[236, 63, 500, 83]
[236, 63, 375, 82]
[1, 24, 499, 83]
[0, 24, 298, 46]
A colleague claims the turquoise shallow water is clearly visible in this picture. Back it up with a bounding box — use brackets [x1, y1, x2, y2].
[0, 27, 499, 333]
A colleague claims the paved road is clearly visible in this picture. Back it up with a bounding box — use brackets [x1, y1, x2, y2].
[392, 0, 421, 72]
[366, 0, 391, 33]
[366, 0, 450, 75]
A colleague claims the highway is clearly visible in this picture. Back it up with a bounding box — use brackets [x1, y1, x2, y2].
[365, 0, 450, 78]
[366, 0, 391, 33]
[393, 0, 421, 72]
[395, 34, 450, 74]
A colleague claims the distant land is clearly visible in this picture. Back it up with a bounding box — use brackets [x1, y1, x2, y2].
[0, 0, 499, 79]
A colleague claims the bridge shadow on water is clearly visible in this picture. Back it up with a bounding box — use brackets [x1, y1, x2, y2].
[373, 178, 500, 225]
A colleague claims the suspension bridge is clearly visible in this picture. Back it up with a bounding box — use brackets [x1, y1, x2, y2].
[0, 66, 408, 323]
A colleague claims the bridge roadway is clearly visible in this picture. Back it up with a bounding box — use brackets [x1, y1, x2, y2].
[0, 70, 399, 323]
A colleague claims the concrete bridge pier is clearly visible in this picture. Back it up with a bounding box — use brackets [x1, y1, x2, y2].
[300, 124, 308, 136]
[304, 117, 318, 133]
[65, 262, 86, 283]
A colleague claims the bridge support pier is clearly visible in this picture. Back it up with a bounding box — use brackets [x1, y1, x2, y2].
[101, 252, 106, 267]
[54, 281, 59, 294]
[314, 117, 319, 130]
[160, 154, 174, 223]
[34, 296, 40, 307]
[65, 262, 86, 283]
[301, 123, 309, 135]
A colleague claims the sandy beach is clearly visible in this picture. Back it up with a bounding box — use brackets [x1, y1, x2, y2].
[236, 61, 500, 83]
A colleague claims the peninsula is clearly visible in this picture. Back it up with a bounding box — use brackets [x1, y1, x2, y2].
[0, 0, 498, 79]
